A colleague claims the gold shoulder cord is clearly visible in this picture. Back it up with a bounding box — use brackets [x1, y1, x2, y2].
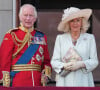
[11, 31, 31, 59]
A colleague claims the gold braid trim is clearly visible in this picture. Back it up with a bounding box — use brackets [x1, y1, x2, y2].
[2, 71, 10, 87]
[7, 28, 18, 34]
[11, 64, 41, 72]
[11, 31, 32, 59]
[11, 32, 25, 43]
[45, 65, 51, 78]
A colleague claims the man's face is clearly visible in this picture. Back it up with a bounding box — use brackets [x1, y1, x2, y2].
[19, 6, 36, 29]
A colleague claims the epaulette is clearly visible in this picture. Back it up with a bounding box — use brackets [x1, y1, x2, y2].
[6, 28, 19, 34]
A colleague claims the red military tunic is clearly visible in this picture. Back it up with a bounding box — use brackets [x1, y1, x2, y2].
[0, 58, 3, 84]
[0, 27, 51, 87]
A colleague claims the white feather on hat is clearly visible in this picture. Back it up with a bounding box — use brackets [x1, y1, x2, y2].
[58, 7, 92, 32]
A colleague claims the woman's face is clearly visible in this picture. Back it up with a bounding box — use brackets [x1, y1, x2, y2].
[69, 17, 82, 32]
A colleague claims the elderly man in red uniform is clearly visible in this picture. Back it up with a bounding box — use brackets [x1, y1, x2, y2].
[0, 4, 51, 87]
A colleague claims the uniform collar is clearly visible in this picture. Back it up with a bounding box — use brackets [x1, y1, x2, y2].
[19, 23, 34, 32]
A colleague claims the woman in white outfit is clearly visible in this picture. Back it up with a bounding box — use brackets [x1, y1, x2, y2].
[51, 7, 99, 87]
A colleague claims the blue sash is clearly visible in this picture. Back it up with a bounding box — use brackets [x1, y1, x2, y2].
[10, 31, 44, 86]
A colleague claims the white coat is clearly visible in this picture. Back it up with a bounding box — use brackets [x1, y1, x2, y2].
[51, 33, 99, 87]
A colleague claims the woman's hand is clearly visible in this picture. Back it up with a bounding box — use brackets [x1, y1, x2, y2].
[63, 62, 73, 70]
[69, 61, 85, 71]
[63, 61, 85, 71]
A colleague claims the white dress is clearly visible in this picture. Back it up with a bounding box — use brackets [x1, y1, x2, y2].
[51, 33, 99, 87]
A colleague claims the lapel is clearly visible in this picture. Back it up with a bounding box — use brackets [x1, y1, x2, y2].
[64, 33, 73, 47]
[66, 33, 85, 47]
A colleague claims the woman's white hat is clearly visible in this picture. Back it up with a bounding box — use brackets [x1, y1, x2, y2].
[58, 7, 92, 32]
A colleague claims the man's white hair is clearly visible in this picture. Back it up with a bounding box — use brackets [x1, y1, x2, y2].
[19, 4, 37, 18]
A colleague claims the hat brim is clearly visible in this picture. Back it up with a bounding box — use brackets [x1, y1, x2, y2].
[58, 9, 92, 32]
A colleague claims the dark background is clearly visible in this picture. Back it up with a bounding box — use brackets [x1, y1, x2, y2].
[21, 0, 100, 9]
